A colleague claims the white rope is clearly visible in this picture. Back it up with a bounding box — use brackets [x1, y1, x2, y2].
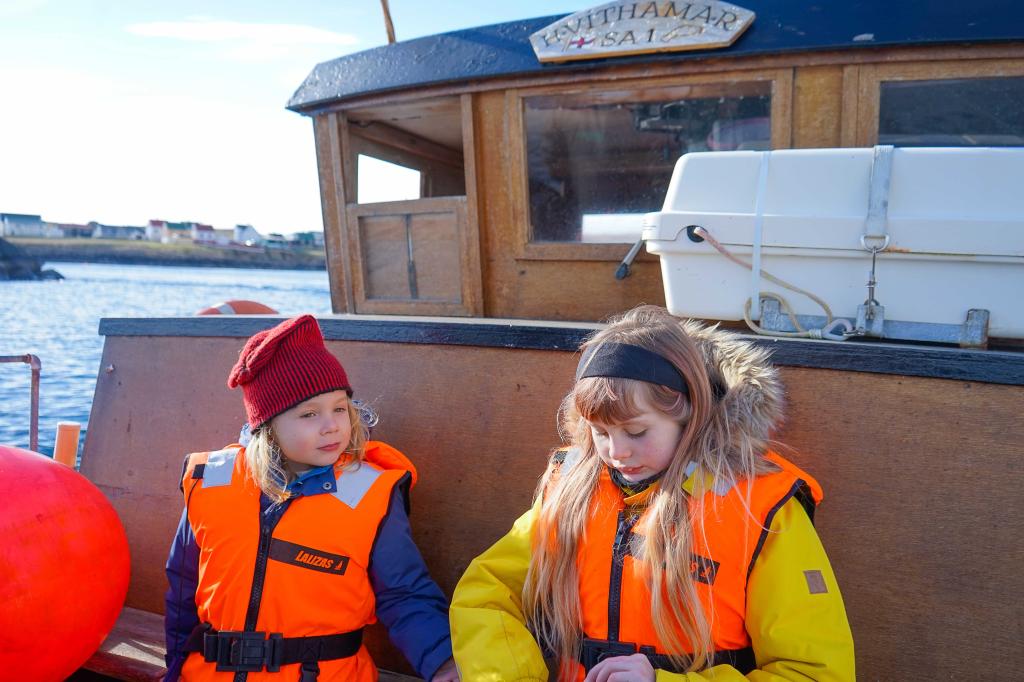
[694, 226, 852, 341]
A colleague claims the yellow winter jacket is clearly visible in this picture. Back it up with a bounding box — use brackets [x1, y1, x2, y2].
[449, 477, 855, 681]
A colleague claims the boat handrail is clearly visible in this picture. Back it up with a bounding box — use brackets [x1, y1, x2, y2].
[1, 354, 41, 451]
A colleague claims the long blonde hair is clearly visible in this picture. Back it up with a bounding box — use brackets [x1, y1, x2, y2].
[244, 399, 370, 503]
[523, 305, 778, 676]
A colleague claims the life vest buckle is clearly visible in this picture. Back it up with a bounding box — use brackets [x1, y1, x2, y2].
[204, 629, 284, 672]
[580, 637, 640, 671]
[299, 660, 321, 682]
[579, 636, 757, 674]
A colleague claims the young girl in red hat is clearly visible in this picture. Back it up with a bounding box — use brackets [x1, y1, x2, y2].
[163, 314, 459, 682]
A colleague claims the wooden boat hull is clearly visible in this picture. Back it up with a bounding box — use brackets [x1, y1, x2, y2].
[79, 315, 1024, 679]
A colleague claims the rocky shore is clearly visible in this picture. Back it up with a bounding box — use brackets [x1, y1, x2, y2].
[6, 237, 326, 270]
[0, 238, 64, 280]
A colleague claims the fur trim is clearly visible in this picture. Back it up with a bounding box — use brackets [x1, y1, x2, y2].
[682, 321, 785, 459]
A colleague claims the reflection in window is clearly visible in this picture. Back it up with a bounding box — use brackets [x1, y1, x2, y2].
[580, 213, 647, 244]
[525, 82, 771, 242]
[879, 77, 1024, 147]
[357, 155, 421, 204]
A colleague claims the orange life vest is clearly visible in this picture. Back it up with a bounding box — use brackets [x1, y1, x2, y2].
[178, 441, 414, 682]
[562, 450, 822, 678]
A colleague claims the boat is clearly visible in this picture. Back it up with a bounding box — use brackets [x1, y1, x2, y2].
[58, 1, 1024, 679]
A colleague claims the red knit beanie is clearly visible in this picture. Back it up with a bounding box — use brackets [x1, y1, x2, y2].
[227, 315, 351, 428]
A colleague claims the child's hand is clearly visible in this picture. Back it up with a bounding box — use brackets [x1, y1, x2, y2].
[430, 657, 460, 682]
[583, 653, 655, 682]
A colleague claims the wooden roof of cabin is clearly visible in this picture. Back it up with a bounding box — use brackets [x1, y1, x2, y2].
[287, 1, 1024, 113]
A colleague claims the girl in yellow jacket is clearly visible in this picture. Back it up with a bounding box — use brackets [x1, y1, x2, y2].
[450, 305, 855, 681]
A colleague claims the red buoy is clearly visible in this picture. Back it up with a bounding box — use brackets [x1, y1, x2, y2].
[196, 300, 278, 315]
[0, 445, 130, 680]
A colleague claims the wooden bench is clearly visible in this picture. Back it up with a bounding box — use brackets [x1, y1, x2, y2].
[83, 607, 422, 681]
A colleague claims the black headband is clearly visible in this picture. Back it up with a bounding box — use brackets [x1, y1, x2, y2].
[576, 342, 728, 401]
[576, 342, 689, 397]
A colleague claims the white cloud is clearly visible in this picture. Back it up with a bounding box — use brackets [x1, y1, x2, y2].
[127, 19, 359, 47]
[126, 18, 360, 64]
[281, 66, 317, 92]
[0, 65, 326, 233]
[224, 43, 299, 63]
[0, 0, 49, 19]
[0, 64, 116, 98]
[0, 17, 362, 233]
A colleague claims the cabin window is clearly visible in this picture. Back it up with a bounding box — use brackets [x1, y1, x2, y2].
[524, 81, 771, 243]
[878, 76, 1024, 146]
[340, 96, 481, 316]
[357, 155, 421, 203]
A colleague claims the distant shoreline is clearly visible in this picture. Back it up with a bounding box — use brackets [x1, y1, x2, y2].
[8, 237, 326, 270]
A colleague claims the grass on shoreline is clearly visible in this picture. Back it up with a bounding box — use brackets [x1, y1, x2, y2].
[8, 237, 326, 270]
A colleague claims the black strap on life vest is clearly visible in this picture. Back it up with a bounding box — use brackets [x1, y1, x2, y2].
[747, 479, 817, 580]
[184, 622, 363, 674]
[579, 636, 756, 674]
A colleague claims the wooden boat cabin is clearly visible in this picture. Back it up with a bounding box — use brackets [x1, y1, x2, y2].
[80, 2, 1024, 680]
[285, 0, 1024, 324]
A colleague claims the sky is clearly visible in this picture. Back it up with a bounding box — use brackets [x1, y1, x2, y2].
[0, 0, 570, 235]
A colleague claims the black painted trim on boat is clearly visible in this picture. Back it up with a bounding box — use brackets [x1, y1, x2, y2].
[97, 316, 598, 351]
[287, 1, 1024, 112]
[97, 316, 1024, 386]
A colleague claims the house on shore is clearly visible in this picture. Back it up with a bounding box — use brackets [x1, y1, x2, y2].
[0, 213, 61, 238]
[90, 222, 146, 240]
[57, 223, 94, 238]
[234, 224, 262, 245]
[147, 219, 194, 243]
[190, 223, 217, 244]
[290, 231, 324, 248]
[263, 232, 289, 249]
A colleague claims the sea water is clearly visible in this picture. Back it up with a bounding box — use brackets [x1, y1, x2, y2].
[0, 262, 330, 455]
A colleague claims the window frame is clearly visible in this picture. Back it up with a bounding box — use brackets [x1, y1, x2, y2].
[346, 196, 478, 316]
[507, 68, 794, 261]
[332, 94, 484, 316]
[843, 59, 1024, 147]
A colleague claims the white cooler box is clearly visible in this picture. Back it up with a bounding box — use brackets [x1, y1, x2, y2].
[642, 147, 1024, 344]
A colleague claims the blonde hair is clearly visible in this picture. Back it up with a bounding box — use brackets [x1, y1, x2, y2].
[523, 305, 778, 676]
[244, 398, 370, 503]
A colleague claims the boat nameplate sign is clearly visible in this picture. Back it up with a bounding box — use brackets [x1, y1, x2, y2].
[530, 1, 755, 63]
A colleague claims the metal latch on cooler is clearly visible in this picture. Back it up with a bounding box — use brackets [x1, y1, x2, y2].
[849, 145, 893, 339]
[851, 233, 887, 339]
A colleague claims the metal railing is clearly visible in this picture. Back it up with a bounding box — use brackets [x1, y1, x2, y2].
[1, 354, 40, 451]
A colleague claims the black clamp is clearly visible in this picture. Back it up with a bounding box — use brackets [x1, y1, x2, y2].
[580, 637, 668, 672]
[299, 660, 321, 682]
[580, 637, 639, 670]
[203, 629, 283, 673]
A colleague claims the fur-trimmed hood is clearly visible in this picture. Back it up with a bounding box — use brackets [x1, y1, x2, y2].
[682, 321, 785, 457]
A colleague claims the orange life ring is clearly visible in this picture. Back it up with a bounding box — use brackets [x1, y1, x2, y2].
[196, 300, 278, 315]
